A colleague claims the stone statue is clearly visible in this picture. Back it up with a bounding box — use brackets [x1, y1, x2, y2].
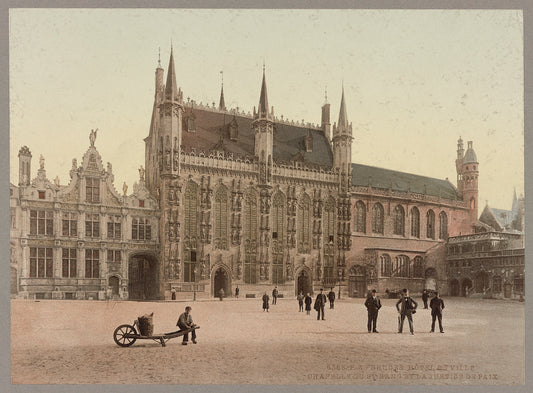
[54, 176, 60, 187]
[39, 155, 45, 170]
[122, 182, 128, 196]
[107, 162, 112, 174]
[139, 166, 145, 181]
[89, 128, 98, 147]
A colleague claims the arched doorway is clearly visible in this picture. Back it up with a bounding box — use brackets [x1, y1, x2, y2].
[128, 253, 159, 300]
[425, 267, 438, 290]
[348, 265, 367, 298]
[108, 276, 120, 296]
[213, 266, 230, 298]
[449, 279, 459, 296]
[503, 281, 512, 298]
[296, 268, 312, 296]
[474, 272, 489, 293]
[461, 278, 473, 297]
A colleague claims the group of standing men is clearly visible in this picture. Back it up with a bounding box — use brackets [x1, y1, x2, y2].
[364, 288, 445, 334]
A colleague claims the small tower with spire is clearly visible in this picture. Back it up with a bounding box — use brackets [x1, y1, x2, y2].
[18, 146, 32, 187]
[457, 140, 479, 228]
[332, 86, 353, 192]
[321, 87, 331, 142]
[219, 71, 226, 111]
[253, 65, 274, 184]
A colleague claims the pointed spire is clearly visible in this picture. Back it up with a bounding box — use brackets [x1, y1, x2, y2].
[219, 71, 226, 110]
[165, 46, 178, 101]
[338, 85, 348, 128]
[258, 65, 269, 118]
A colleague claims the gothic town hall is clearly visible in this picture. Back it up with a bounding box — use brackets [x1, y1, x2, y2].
[10, 50, 479, 300]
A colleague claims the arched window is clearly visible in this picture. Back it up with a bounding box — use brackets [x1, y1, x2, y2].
[380, 254, 392, 277]
[410, 207, 420, 238]
[439, 211, 448, 240]
[214, 185, 229, 250]
[393, 205, 405, 236]
[272, 192, 285, 284]
[413, 256, 424, 278]
[355, 201, 366, 233]
[297, 193, 311, 253]
[183, 181, 198, 282]
[243, 188, 258, 284]
[323, 197, 336, 280]
[426, 210, 435, 239]
[372, 203, 384, 235]
[395, 255, 410, 277]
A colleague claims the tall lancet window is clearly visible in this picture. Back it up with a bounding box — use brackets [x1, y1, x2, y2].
[297, 193, 311, 254]
[355, 201, 366, 233]
[214, 185, 229, 250]
[411, 207, 420, 238]
[426, 209, 435, 239]
[323, 197, 336, 281]
[183, 181, 198, 282]
[393, 205, 405, 236]
[272, 191, 285, 284]
[243, 188, 258, 284]
[439, 211, 448, 240]
[372, 203, 384, 235]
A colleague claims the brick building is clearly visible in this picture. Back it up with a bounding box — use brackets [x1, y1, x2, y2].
[10, 50, 479, 300]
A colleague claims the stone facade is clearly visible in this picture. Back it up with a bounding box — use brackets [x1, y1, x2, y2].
[10, 51, 480, 300]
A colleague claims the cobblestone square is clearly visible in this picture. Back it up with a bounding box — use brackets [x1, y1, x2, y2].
[11, 296, 524, 384]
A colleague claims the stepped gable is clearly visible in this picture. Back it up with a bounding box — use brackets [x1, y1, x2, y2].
[351, 163, 459, 200]
[181, 105, 333, 167]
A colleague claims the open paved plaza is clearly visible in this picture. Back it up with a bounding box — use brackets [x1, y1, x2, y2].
[11, 296, 524, 385]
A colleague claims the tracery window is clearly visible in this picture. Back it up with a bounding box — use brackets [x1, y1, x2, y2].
[393, 205, 405, 236]
[355, 201, 366, 233]
[323, 197, 336, 281]
[183, 181, 199, 283]
[439, 211, 448, 240]
[297, 193, 311, 253]
[244, 189, 258, 284]
[427, 210, 435, 239]
[272, 192, 285, 284]
[214, 186, 229, 250]
[380, 254, 392, 277]
[410, 207, 420, 238]
[372, 203, 384, 235]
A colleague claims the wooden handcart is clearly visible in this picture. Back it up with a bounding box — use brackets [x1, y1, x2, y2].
[113, 320, 199, 347]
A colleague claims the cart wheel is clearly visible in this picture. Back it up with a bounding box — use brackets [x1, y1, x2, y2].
[113, 324, 137, 347]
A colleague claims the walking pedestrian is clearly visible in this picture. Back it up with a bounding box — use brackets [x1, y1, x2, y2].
[422, 289, 429, 309]
[272, 286, 278, 305]
[429, 292, 445, 333]
[235, 286, 239, 299]
[171, 287, 176, 300]
[314, 288, 327, 320]
[304, 293, 312, 315]
[396, 288, 418, 334]
[364, 289, 382, 333]
[327, 287, 336, 309]
[297, 291, 304, 312]
[262, 292, 270, 312]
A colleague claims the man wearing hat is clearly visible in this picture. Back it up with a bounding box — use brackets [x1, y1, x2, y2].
[364, 289, 382, 333]
[396, 288, 418, 334]
[429, 292, 445, 333]
[314, 288, 327, 320]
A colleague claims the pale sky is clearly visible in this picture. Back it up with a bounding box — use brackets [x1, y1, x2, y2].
[9, 9, 523, 211]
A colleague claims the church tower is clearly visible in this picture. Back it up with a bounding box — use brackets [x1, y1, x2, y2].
[253, 67, 274, 185]
[145, 48, 185, 299]
[18, 146, 32, 187]
[456, 139, 479, 227]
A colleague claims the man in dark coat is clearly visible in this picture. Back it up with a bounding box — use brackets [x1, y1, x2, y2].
[364, 289, 382, 333]
[272, 286, 278, 305]
[235, 286, 239, 299]
[422, 289, 429, 309]
[177, 306, 198, 345]
[429, 292, 445, 333]
[314, 288, 327, 320]
[327, 288, 336, 309]
[297, 291, 304, 312]
[396, 288, 418, 334]
[304, 293, 312, 315]
[262, 292, 270, 312]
